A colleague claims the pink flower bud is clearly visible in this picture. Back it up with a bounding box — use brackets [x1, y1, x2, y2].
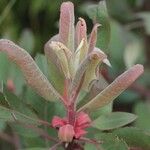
[58, 124, 75, 142]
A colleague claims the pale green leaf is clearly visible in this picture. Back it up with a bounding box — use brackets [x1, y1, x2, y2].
[92, 112, 137, 130]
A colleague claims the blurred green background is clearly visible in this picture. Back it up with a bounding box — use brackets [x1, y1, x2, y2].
[0, 0, 150, 149]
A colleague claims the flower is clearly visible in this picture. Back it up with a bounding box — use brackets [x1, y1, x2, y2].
[52, 112, 91, 142]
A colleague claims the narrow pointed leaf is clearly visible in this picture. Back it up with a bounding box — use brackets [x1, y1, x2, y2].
[59, 2, 75, 51]
[92, 112, 137, 130]
[78, 64, 144, 112]
[0, 39, 61, 101]
[75, 18, 88, 61]
[88, 23, 100, 53]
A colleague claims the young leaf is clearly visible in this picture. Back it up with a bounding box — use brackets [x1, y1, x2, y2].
[0, 39, 61, 102]
[81, 49, 107, 92]
[75, 18, 88, 62]
[92, 112, 137, 130]
[44, 35, 65, 94]
[86, 1, 110, 50]
[49, 41, 71, 79]
[78, 64, 144, 112]
[88, 23, 100, 53]
[70, 51, 106, 94]
[59, 1, 75, 51]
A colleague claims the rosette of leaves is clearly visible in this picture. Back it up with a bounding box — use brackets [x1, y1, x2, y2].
[0, 1, 146, 150]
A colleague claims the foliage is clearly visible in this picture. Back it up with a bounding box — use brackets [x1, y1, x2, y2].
[0, 0, 150, 150]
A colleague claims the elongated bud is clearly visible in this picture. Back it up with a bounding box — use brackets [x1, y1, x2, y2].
[75, 18, 87, 47]
[58, 124, 75, 142]
[59, 2, 75, 51]
[75, 18, 88, 62]
[88, 24, 101, 53]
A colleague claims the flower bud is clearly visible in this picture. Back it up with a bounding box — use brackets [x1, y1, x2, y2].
[58, 124, 75, 142]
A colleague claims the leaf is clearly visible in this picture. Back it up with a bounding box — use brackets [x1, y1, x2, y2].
[59, 1, 75, 51]
[81, 48, 107, 92]
[134, 102, 150, 132]
[3, 86, 38, 118]
[78, 64, 144, 112]
[95, 132, 128, 150]
[0, 39, 61, 102]
[49, 41, 71, 79]
[44, 35, 65, 94]
[71, 51, 106, 94]
[106, 0, 134, 22]
[11, 123, 39, 138]
[0, 53, 10, 81]
[113, 127, 150, 150]
[19, 29, 35, 54]
[35, 54, 48, 77]
[88, 24, 100, 53]
[75, 18, 88, 60]
[84, 143, 98, 150]
[0, 105, 40, 125]
[108, 20, 126, 70]
[86, 1, 110, 50]
[124, 35, 144, 68]
[138, 12, 150, 35]
[92, 112, 137, 130]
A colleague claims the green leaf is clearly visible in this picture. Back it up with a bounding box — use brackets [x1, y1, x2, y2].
[11, 123, 39, 138]
[19, 29, 35, 54]
[35, 54, 48, 77]
[0, 105, 41, 125]
[84, 143, 98, 150]
[106, 0, 134, 22]
[92, 112, 137, 130]
[0, 53, 10, 81]
[95, 132, 128, 150]
[138, 12, 150, 35]
[113, 127, 150, 150]
[3, 87, 37, 118]
[86, 0, 110, 50]
[134, 102, 150, 132]
[124, 34, 144, 68]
